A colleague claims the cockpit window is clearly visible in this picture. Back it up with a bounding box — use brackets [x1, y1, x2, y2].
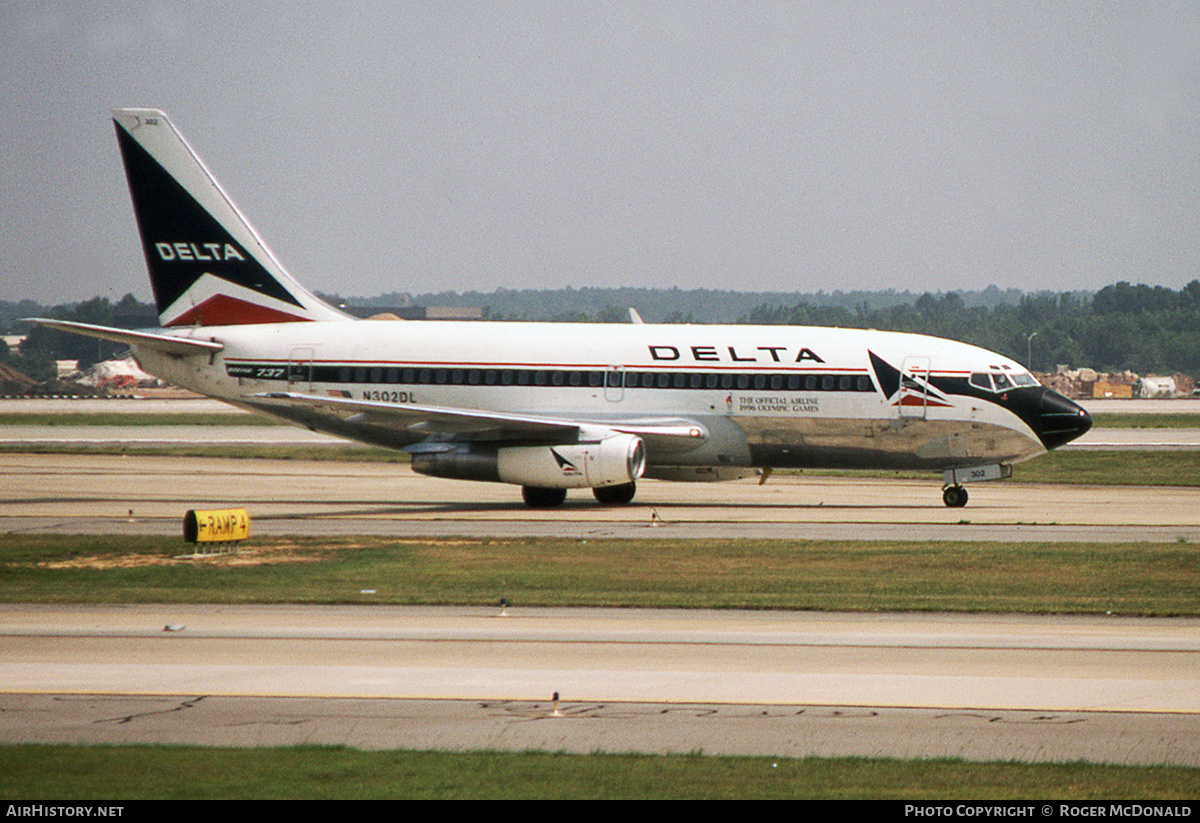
[972, 370, 1037, 392]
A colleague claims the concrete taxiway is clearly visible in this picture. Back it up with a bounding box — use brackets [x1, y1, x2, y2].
[2, 604, 1197, 764]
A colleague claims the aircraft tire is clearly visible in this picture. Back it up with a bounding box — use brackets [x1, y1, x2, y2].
[593, 482, 637, 505]
[942, 485, 969, 508]
[522, 486, 568, 509]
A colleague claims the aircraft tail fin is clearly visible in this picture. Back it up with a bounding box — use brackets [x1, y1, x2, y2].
[112, 109, 350, 327]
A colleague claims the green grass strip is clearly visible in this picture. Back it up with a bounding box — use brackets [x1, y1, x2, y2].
[1010, 450, 1200, 486]
[0, 443, 402, 461]
[0, 745, 1196, 799]
[1090, 413, 1200, 429]
[3, 535, 1197, 615]
[0, 412, 281, 426]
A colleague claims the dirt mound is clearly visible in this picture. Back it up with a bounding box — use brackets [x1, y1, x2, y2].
[0, 362, 36, 396]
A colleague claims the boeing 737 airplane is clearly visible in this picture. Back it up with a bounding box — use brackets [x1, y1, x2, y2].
[34, 109, 1092, 508]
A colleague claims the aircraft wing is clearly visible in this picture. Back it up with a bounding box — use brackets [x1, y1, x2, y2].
[25, 318, 224, 357]
[251, 391, 708, 452]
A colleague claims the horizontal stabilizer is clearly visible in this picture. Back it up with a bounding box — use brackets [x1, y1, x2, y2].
[26, 318, 224, 357]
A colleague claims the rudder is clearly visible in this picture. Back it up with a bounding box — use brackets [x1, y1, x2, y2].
[112, 109, 349, 327]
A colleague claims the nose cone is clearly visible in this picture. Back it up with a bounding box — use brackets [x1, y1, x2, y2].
[1036, 390, 1092, 450]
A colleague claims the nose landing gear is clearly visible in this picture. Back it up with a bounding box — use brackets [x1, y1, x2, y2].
[942, 485, 969, 508]
[940, 463, 1011, 508]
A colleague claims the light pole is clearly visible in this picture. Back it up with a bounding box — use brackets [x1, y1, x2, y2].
[1027, 332, 1038, 371]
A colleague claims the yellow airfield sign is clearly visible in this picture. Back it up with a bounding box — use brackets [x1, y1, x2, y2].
[183, 509, 250, 543]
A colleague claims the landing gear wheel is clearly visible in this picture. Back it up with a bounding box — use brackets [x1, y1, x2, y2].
[593, 482, 637, 505]
[942, 485, 969, 508]
[521, 486, 567, 509]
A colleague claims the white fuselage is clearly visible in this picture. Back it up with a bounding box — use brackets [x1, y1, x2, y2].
[135, 319, 1051, 474]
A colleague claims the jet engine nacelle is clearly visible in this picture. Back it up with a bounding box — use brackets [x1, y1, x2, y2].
[412, 433, 646, 489]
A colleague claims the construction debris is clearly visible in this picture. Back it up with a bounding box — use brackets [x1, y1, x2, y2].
[1037, 367, 1196, 399]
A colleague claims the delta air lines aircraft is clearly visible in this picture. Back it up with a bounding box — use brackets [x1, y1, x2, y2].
[34, 109, 1093, 508]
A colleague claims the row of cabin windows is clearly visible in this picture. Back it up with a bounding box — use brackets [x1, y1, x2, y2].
[278, 364, 876, 393]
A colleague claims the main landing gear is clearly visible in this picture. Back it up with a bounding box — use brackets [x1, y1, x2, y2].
[520, 482, 638, 508]
[593, 482, 637, 505]
[942, 485, 969, 508]
[521, 486, 567, 508]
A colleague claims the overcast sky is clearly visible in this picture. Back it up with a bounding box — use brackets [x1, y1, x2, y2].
[3, 2, 1199, 305]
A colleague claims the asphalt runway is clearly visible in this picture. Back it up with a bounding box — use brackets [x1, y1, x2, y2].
[3, 604, 1198, 765]
[4, 453, 1200, 543]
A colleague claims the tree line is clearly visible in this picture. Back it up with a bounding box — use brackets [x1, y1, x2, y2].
[738, 282, 1200, 375]
[1, 294, 153, 382]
